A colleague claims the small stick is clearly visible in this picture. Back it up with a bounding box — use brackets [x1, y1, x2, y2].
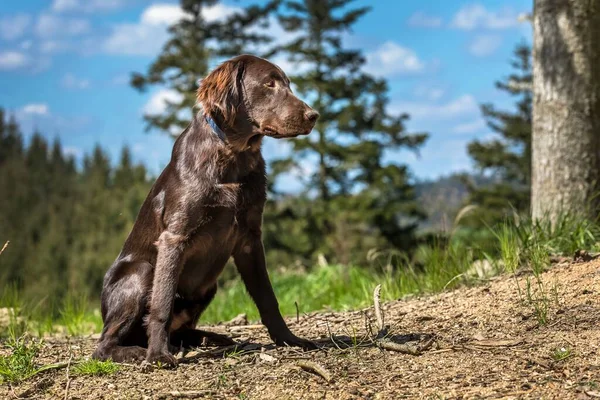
[377, 338, 420, 355]
[418, 337, 436, 352]
[0, 241, 9, 256]
[64, 352, 73, 400]
[373, 284, 384, 331]
[324, 320, 343, 351]
[297, 360, 332, 383]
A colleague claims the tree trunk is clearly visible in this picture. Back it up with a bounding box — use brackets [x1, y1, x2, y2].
[531, 0, 600, 222]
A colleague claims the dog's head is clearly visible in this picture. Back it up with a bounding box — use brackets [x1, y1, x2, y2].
[197, 55, 319, 139]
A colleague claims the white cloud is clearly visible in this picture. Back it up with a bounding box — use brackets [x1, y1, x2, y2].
[0, 14, 31, 40]
[202, 4, 239, 23]
[35, 14, 90, 37]
[452, 4, 519, 30]
[408, 11, 442, 28]
[103, 23, 165, 56]
[63, 146, 83, 157]
[392, 95, 478, 119]
[104, 3, 239, 56]
[468, 35, 503, 57]
[143, 89, 183, 115]
[140, 4, 187, 26]
[365, 41, 424, 77]
[40, 40, 67, 54]
[0, 51, 29, 70]
[414, 85, 445, 101]
[452, 118, 486, 134]
[21, 103, 50, 116]
[62, 73, 90, 89]
[52, 0, 126, 13]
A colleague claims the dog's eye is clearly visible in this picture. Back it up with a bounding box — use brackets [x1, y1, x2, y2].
[265, 80, 276, 88]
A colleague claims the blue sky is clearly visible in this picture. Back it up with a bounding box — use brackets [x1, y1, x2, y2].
[0, 0, 531, 184]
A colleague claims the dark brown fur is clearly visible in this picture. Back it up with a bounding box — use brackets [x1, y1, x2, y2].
[92, 55, 319, 366]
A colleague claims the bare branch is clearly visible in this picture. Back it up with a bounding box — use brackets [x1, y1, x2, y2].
[0, 241, 9, 256]
[297, 360, 332, 383]
[373, 284, 384, 331]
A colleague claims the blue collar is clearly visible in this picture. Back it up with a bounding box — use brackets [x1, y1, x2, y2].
[204, 114, 227, 142]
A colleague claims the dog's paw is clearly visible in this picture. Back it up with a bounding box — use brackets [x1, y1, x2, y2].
[203, 331, 236, 346]
[146, 350, 178, 368]
[274, 334, 317, 350]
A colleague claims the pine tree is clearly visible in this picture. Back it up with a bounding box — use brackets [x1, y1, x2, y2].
[0, 113, 27, 287]
[0, 113, 154, 306]
[271, 0, 427, 263]
[0, 115, 23, 163]
[465, 43, 532, 226]
[131, 0, 280, 136]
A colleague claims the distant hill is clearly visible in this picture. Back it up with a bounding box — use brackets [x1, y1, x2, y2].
[415, 174, 492, 233]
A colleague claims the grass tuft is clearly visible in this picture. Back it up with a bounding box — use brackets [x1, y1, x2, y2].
[0, 336, 42, 384]
[72, 359, 120, 377]
[551, 346, 573, 362]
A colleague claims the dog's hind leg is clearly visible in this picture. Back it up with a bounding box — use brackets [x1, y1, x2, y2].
[92, 260, 153, 363]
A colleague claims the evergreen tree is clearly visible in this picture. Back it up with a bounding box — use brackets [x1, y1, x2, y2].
[0, 112, 154, 306]
[465, 43, 532, 225]
[271, 0, 427, 263]
[0, 113, 27, 287]
[131, 0, 279, 135]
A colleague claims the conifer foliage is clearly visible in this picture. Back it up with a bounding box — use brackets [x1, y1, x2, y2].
[465, 43, 532, 226]
[269, 0, 428, 263]
[0, 111, 152, 307]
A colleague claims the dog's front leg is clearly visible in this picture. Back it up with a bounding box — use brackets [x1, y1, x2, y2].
[233, 236, 315, 349]
[146, 231, 186, 367]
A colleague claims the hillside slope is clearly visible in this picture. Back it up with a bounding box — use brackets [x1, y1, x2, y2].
[2, 258, 600, 399]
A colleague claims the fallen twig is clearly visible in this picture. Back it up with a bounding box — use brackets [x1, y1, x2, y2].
[373, 284, 384, 331]
[376, 338, 420, 355]
[228, 324, 264, 332]
[0, 241, 9, 256]
[418, 336, 436, 352]
[324, 320, 344, 351]
[34, 361, 71, 374]
[64, 352, 73, 400]
[297, 360, 332, 383]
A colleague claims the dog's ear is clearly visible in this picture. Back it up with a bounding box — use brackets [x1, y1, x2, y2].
[197, 59, 245, 127]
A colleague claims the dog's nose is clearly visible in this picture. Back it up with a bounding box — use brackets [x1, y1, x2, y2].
[305, 109, 319, 122]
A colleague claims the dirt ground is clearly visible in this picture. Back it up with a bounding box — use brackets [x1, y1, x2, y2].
[2, 258, 600, 399]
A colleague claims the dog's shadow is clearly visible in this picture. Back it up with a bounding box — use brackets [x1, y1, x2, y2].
[178, 332, 434, 363]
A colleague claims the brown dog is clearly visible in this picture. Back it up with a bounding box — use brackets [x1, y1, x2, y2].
[92, 55, 319, 366]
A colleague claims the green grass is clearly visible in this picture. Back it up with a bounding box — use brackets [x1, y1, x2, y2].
[551, 346, 573, 362]
[1, 213, 599, 335]
[0, 288, 103, 339]
[201, 252, 472, 324]
[72, 359, 119, 377]
[0, 336, 42, 384]
[490, 214, 598, 326]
